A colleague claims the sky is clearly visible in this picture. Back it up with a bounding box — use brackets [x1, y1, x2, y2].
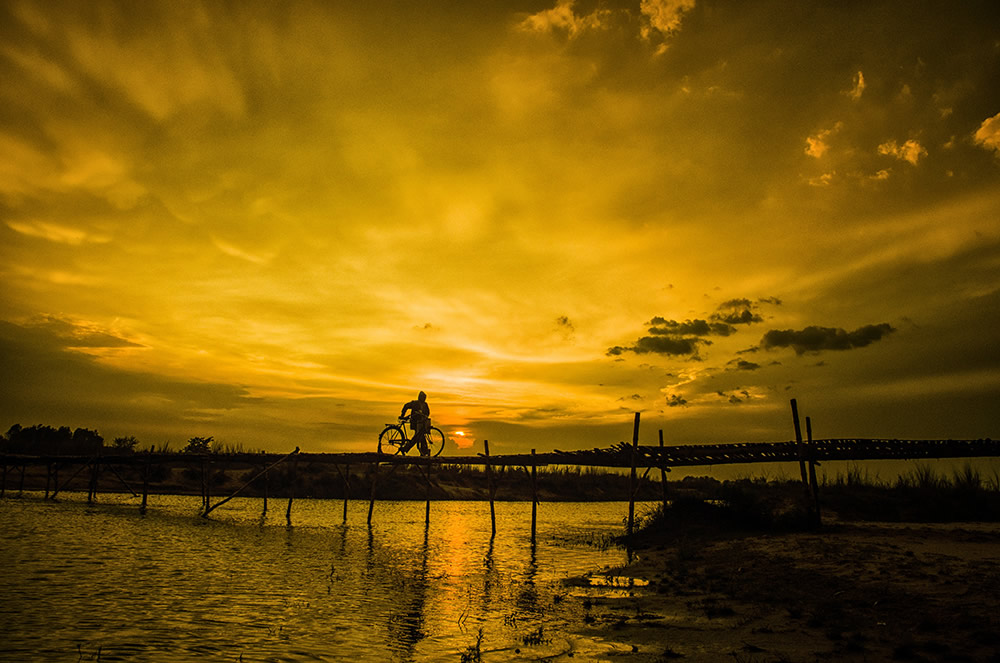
[1, 0, 999, 456]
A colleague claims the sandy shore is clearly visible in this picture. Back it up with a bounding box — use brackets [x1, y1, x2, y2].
[561, 519, 1000, 662]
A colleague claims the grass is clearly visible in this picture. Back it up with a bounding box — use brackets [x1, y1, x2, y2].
[627, 465, 1000, 542]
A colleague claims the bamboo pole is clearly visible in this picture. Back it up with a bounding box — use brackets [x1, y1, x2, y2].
[285, 452, 298, 526]
[341, 464, 350, 523]
[627, 412, 640, 536]
[485, 440, 496, 537]
[102, 461, 138, 497]
[87, 456, 100, 502]
[659, 429, 669, 515]
[140, 448, 151, 515]
[50, 460, 91, 500]
[262, 468, 269, 514]
[367, 459, 380, 526]
[790, 399, 808, 486]
[424, 460, 432, 526]
[530, 449, 538, 544]
[202, 448, 299, 517]
[806, 417, 822, 526]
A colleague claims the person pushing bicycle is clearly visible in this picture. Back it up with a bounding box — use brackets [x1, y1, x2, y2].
[400, 391, 431, 456]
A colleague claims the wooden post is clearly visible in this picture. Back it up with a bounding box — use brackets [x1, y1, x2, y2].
[285, 452, 298, 526]
[627, 412, 640, 536]
[790, 399, 809, 486]
[424, 459, 432, 526]
[87, 457, 100, 503]
[1, 458, 7, 498]
[200, 457, 209, 514]
[806, 417, 822, 526]
[485, 440, 496, 537]
[342, 464, 350, 523]
[659, 429, 669, 515]
[139, 448, 151, 515]
[530, 449, 538, 544]
[367, 460, 380, 526]
[262, 468, 269, 514]
[18, 464, 26, 496]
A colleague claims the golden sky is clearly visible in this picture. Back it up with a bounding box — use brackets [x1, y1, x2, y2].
[2, 0, 999, 454]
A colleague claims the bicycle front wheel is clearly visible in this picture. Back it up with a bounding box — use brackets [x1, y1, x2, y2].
[378, 425, 406, 454]
[425, 427, 446, 457]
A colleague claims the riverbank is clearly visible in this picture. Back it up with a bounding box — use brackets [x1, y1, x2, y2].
[566, 517, 1000, 661]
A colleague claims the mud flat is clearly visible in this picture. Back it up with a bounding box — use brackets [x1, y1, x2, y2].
[564, 518, 1000, 662]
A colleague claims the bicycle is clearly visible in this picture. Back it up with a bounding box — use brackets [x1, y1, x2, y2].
[378, 416, 446, 457]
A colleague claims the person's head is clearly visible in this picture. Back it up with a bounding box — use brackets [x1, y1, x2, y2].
[418, 391, 426, 401]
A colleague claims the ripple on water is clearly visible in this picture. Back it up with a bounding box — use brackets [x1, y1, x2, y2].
[1, 494, 640, 661]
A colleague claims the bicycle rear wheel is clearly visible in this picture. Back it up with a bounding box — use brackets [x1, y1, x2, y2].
[425, 427, 445, 457]
[378, 425, 406, 454]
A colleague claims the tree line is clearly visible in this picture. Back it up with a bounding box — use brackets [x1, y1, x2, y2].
[2, 424, 216, 456]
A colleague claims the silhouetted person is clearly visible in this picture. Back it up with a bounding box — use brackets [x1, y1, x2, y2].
[400, 391, 431, 456]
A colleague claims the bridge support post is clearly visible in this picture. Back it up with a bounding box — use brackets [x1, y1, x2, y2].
[140, 448, 151, 515]
[530, 449, 538, 544]
[367, 460, 379, 526]
[485, 440, 497, 537]
[806, 417, 822, 526]
[285, 452, 298, 526]
[659, 429, 669, 515]
[628, 413, 640, 537]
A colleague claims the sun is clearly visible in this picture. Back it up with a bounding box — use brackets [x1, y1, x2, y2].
[450, 430, 475, 449]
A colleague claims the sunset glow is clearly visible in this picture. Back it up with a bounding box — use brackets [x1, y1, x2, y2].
[2, 1, 998, 454]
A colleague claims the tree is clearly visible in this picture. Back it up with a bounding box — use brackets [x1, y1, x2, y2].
[111, 435, 140, 452]
[183, 436, 214, 454]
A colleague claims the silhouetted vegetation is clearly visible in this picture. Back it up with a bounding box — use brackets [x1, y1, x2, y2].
[627, 465, 1000, 544]
[3, 424, 103, 455]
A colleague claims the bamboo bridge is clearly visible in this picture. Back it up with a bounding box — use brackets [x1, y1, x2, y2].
[3, 401, 998, 537]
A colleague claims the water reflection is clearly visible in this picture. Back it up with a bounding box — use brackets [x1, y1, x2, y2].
[386, 524, 431, 660]
[0, 494, 636, 662]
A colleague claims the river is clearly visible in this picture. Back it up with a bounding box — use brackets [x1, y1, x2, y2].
[0, 492, 651, 661]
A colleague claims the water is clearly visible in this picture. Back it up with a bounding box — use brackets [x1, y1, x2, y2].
[0, 493, 646, 661]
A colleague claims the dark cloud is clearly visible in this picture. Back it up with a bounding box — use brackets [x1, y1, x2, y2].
[732, 359, 761, 371]
[761, 323, 896, 355]
[608, 335, 704, 356]
[555, 315, 575, 333]
[666, 394, 688, 407]
[611, 298, 778, 357]
[648, 317, 735, 336]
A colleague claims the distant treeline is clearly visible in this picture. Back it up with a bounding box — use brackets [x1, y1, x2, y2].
[2, 424, 228, 456]
[3, 424, 105, 456]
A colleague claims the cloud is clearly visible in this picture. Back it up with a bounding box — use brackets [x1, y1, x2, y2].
[640, 0, 696, 39]
[761, 323, 896, 355]
[518, 0, 611, 38]
[877, 139, 927, 165]
[847, 71, 865, 101]
[712, 299, 766, 325]
[731, 359, 761, 371]
[666, 393, 688, 407]
[6, 220, 111, 245]
[26, 315, 142, 349]
[973, 112, 1000, 155]
[805, 122, 842, 159]
[611, 299, 776, 358]
[648, 316, 735, 336]
[608, 335, 703, 356]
